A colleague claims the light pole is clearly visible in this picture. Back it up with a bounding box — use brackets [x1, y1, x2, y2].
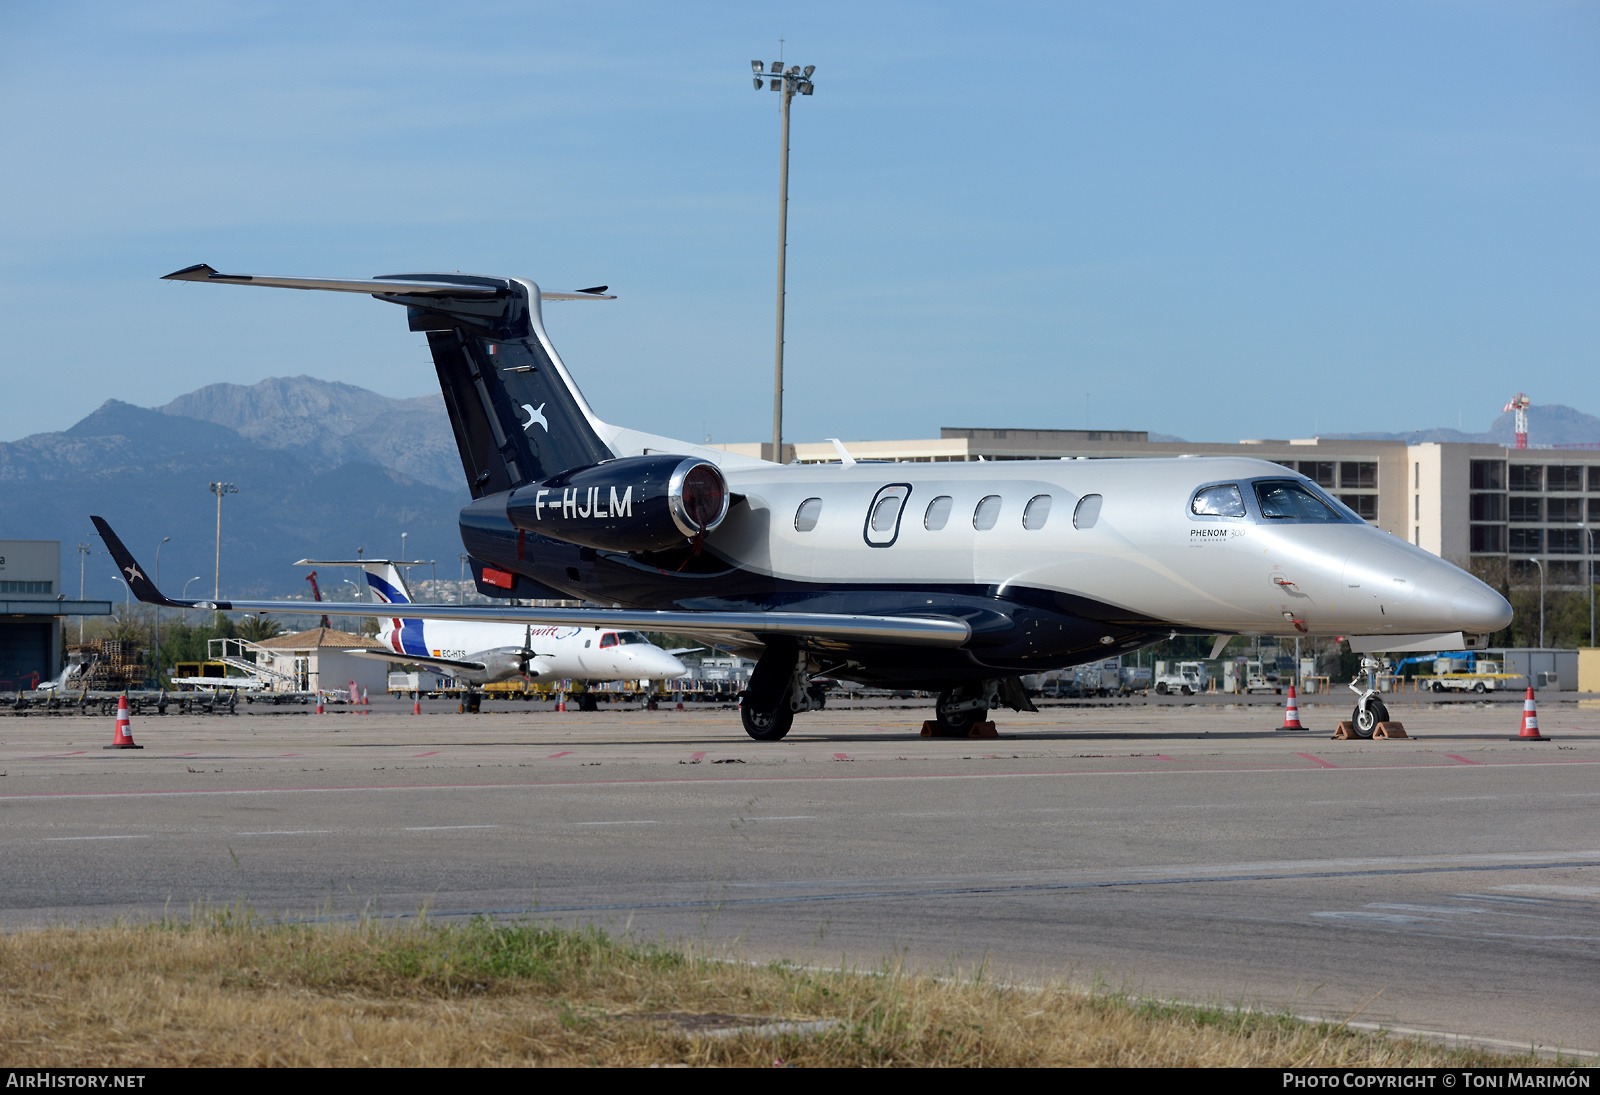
[401, 532, 409, 585]
[208, 482, 237, 601]
[1529, 556, 1545, 649]
[749, 55, 816, 463]
[76, 542, 91, 644]
[154, 536, 170, 689]
[1583, 523, 1595, 648]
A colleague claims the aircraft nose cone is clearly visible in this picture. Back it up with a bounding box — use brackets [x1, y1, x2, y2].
[1453, 577, 1513, 635]
[632, 648, 686, 678]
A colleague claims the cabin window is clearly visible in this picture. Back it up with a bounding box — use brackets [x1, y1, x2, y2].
[794, 497, 822, 532]
[599, 632, 618, 648]
[1191, 484, 1245, 517]
[871, 494, 903, 533]
[1023, 495, 1052, 530]
[924, 495, 952, 531]
[1254, 480, 1343, 522]
[973, 495, 1002, 530]
[1073, 494, 1103, 529]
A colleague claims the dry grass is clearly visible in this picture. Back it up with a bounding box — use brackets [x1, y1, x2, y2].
[0, 913, 1562, 1067]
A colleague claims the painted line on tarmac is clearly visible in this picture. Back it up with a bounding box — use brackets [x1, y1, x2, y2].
[235, 830, 333, 836]
[2, 754, 1596, 803]
[573, 820, 658, 826]
[545, 751, 572, 759]
[42, 834, 150, 841]
[404, 825, 498, 831]
[1294, 752, 1339, 768]
[271, 856, 1600, 924]
[1444, 754, 1483, 765]
[412, 751, 441, 758]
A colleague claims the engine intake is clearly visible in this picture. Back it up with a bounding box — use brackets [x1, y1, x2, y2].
[505, 454, 729, 553]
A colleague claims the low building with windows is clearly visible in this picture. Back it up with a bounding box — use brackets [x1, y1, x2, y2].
[713, 431, 1600, 590]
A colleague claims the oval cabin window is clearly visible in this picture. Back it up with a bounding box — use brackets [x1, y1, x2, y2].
[794, 497, 822, 532]
[973, 495, 1002, 530]
[1023, 494, 1052, 530]
[924, 495, 952, 531]
[1073, 494, 1103, 530]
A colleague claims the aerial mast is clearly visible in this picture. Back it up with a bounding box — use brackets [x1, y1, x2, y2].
[1502, 393, 1530, 449]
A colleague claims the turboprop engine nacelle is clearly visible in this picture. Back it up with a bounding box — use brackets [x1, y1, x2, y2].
[505, 454, 730, 553]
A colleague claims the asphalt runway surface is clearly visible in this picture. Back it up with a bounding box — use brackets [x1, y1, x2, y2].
[3, 695, 1598, 1054]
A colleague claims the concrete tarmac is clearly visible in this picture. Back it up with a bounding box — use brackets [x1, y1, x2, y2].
[2, 696, 1598, 1054]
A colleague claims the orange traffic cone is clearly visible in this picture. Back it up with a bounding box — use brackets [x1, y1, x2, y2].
[316, 700, 325, 714]
[1279, 685, 1306, 730]
[1512, 687, 1549, 741]
[413, 697, 421, 715]
[556, 691, 567, 712]
[105, 694, 142, 750]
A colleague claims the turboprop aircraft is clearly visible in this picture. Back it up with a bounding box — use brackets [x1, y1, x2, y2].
[93, 263, 1513, 742]
[302, 558, 686, 700]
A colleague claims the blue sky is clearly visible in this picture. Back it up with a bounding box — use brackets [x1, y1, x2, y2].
[2, 1, 1596, 446]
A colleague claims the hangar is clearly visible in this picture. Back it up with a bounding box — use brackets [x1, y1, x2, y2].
[0, 540, 112, 688]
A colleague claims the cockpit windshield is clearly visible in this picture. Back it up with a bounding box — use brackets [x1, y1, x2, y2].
[1251, 479, 1345, 522]
[1191, 484, 1246, 517]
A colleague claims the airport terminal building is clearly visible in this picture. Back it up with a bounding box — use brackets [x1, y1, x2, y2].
[716, 431, 1600, 589]
[0, 541, 112, 688]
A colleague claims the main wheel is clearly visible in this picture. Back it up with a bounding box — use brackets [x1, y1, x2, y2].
[1180, 685, 1193, 696]
[1155, 682, 1168, 695]
[933, 690, 985, 736]
[1472, 682, 1486, 694]
[1432, 681, 1444, 693]
[741, 701, 793, 741]
[1351, 699, 1390, 738]
[578, 692, 598, 712]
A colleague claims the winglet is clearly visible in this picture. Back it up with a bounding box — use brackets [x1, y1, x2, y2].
[91, 516, 195, 609]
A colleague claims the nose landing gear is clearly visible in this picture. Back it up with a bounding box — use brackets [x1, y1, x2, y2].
[1348, 655, 1391, 739]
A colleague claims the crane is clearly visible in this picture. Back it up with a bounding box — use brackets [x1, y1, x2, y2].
[1503, 392, 1530, 449]
[304, 571, 332, 630]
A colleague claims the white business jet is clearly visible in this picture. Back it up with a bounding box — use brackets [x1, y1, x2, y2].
[97, 264, 1513, 742]
[298, 558, 686, 700]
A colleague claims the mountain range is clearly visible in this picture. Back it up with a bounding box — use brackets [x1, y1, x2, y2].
[1318, 403, 1600, 447]
[0, 378, 466, 603]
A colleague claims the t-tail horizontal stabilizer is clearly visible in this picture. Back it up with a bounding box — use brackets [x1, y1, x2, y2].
[90, 516, 973, 648]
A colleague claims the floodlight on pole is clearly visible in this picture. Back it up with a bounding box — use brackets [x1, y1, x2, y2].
[208, 481, 237, 603]
[154, 536, 170, 689]
[745, 49, 817, 463]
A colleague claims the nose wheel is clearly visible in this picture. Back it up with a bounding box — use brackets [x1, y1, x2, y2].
[1351, 697, 1389, 738]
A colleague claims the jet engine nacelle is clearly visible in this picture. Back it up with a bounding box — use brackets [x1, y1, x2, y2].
[505, 455, 730, 553]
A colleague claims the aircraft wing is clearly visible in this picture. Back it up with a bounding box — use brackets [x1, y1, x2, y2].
[344, 649, 488, 674]
[93, 517, 971, 649]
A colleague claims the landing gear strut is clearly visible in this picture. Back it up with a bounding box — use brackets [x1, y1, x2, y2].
[930, 678, 1035, 736]
[1348, 655, 1390, 739]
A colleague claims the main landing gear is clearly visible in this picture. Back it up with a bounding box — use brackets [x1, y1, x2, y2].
[930, 678, 1035, 736]
[739, 639, 826, 742]
[1347, 655, 1391, 739]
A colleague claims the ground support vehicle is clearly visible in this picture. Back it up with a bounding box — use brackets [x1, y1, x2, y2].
[1154, 661, 1207, 696]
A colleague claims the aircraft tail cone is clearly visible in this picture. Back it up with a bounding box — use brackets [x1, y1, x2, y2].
[1279, 685, 1306, 730]
[105, 694, 142, 750]
[1513, 687, 1549, 741]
